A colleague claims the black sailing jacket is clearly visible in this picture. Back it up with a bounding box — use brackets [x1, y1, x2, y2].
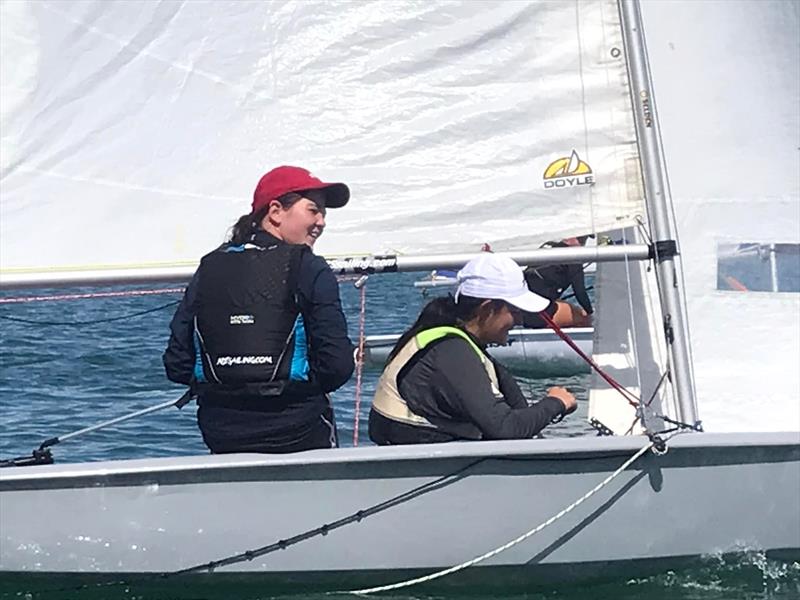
[163, 231, 354, 449]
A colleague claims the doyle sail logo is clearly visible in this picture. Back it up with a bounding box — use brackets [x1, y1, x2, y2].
[543, 150, 594, 189]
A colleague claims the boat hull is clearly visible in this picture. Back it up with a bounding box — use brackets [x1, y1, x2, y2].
[364, 327, 593, 376]
[1, 432, 797, 588]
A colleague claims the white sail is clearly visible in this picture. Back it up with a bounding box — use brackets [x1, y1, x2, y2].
[632, 0, 800, 432]
[1, 1, 799, 583]
[0, 0, 642, 281]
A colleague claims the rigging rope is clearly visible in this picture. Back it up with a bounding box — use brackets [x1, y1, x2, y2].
[352, 277, 368, 446]
[0, 300, 181, 326]
[0, 288, 184, 325]
[541, 258, 677, 438]
[630, 218, 693, 425]
[341, 440, 655, 595]
[171, 458, 485, 575]
[540, 311, 639, 407]
[0, 287, 184, 303]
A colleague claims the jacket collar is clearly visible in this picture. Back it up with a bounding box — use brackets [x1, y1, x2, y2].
[249, 229, 283, 248]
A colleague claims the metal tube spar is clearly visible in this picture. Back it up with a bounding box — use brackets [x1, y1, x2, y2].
[769, 244, 779, 293]
[0, 266, 198, 290]
[2, 244, 655, 287]
[328, 244, 652, 275]
[0, 246, 652, 289]
[396, 244, 651, 271]
[620, 0, 700, 428]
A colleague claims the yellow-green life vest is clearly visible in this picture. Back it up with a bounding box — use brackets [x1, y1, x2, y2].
[371, 326, 501, 428]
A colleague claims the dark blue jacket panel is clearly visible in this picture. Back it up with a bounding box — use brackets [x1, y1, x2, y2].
[163, 272, 201, 386]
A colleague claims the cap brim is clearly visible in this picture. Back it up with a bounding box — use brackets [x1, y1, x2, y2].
[319, 182, 349, 208]
[505, 289, 551, 313]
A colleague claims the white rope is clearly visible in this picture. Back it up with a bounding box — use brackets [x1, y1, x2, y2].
[342, 440, 655, 595]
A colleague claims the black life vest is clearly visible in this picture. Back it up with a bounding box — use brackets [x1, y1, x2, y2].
[525, 241, 570, 299]
[193, 241, 306, 394]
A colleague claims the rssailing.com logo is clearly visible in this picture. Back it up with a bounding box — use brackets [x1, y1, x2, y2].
[216, 355, 273, 366]
[543, 150, 594, 188]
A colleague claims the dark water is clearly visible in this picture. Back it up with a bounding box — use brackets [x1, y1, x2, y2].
[1, 273, 798, 599]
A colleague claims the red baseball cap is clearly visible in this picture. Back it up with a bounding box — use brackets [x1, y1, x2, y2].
[252, 166, 350, 212]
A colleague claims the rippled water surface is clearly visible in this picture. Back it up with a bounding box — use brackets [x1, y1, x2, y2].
[0, 273, 594, 461]
[1, 273, 797, 599]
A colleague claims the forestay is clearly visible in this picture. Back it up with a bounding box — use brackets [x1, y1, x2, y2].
[1, 0, 643, 281]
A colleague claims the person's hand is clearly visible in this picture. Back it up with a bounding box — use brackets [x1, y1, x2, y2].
[574, 307, 592, 327]
[547, 386, 577, 414]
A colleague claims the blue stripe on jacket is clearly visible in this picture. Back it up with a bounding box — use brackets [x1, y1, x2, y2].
[290, 315, 310, 380]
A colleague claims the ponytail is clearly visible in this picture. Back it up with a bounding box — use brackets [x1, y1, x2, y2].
[227, 192, 305, 245]
[228, 206, 268, 245]
[386, 293, 495, 362]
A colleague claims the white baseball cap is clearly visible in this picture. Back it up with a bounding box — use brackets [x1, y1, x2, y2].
[455, 254, 550, 313]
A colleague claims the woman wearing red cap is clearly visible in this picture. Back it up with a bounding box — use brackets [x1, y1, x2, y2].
[164, 166, 354, 454]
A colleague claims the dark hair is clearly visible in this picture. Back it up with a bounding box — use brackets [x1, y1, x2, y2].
[228, 192, 305, 245]
[386, 294, 505, 362]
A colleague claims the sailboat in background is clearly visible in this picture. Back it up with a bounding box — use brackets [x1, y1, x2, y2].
[364, 256, 597, 376]
[1, 0, 798, 591]
[363, 327, 594, 377]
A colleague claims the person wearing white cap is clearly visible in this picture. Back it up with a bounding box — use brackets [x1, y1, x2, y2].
[369, 253, 577, 445]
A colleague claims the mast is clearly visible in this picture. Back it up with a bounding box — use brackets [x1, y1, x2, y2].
[619, 0, 700, 428]
[768, 245, 779, 293]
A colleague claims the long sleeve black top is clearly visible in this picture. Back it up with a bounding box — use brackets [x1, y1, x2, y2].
[524, 241, 593, 314]
[369, 333, 566, 444]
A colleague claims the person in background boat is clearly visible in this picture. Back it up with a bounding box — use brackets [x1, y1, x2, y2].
[163, 166, 355, 454]
[369, 253, 577, 445]
[522, 236, 593, 329]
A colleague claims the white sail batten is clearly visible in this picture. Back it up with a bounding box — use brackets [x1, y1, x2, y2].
[0, 0, 643, 281]
[635, 1, 800, 432]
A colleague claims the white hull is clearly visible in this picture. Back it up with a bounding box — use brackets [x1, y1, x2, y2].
[364, 328, 593, 377]
[1, 432, 797, 589]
